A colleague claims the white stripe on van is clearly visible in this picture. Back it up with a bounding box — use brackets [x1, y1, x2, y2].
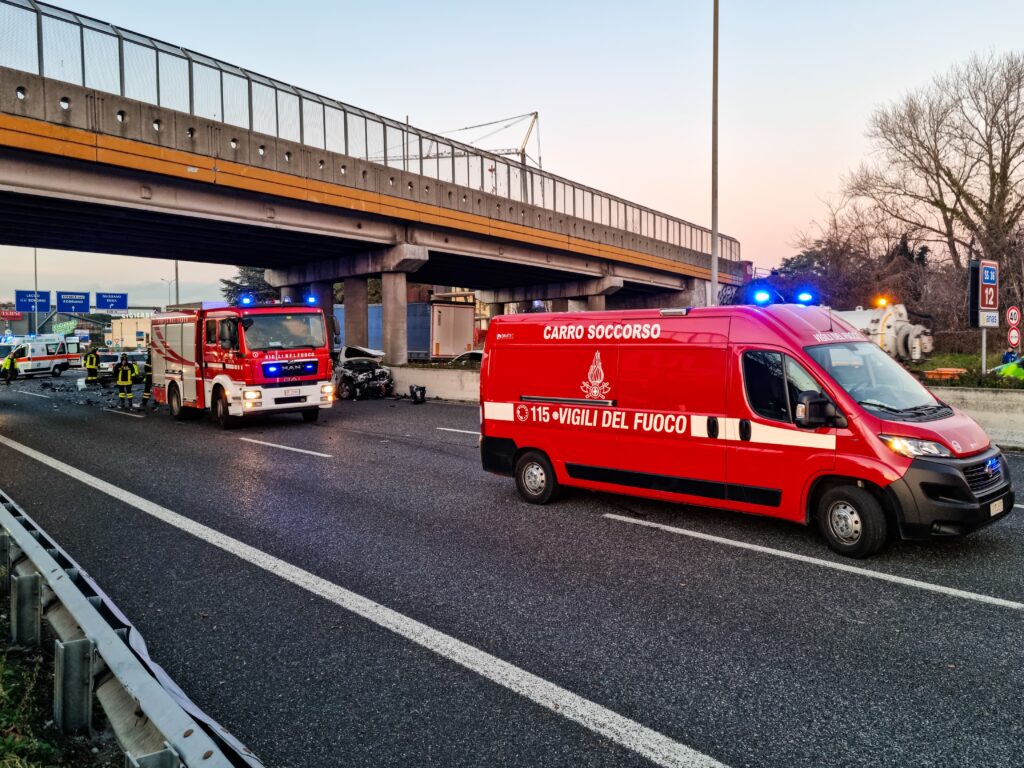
[748, 420, 837, 450]
[483, 401, 515, 422]
[690, 415, 709, 439]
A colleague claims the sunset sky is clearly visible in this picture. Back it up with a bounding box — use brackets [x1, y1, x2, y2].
[3, 0, 1023, 306]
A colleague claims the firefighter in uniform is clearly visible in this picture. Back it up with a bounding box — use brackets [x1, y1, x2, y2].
[83, 348, 99, 385]
[1, 352, 18, 386]
[141, 350, 154, 410]
[113, 353, 138, 409]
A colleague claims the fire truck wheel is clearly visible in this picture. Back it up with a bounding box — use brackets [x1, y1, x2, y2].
[817, 486, 888, 558]
[515, 451, 559, 504]
[214, 389, 238, 430]
[168, 385, 185, 420]
[301, 408, 320, 423]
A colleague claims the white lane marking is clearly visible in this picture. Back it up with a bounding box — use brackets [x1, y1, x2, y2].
[1015, 504, 1024, 510]
[436, 427, 480, 435]
[238, 437, 332, 458]
[104, 408, 145, 419]
[14, 390, 52, 399]
[0, 434, 726, 768]
[605, 514, 1023, 611]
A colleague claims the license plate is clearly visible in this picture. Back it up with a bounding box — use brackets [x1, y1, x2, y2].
[285, 388, 299, 396]
[990, 499, 1004, 517]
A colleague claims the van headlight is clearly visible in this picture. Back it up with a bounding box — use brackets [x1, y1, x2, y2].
[321, 383, 334, 395]
[243, 389, 262, 401]
[880, 435, 952, 458]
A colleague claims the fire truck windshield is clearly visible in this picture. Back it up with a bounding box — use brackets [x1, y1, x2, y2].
[806, 341, 939, 415]
[241, 313, 326, 351]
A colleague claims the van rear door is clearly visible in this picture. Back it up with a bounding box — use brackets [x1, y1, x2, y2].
[727, 347, 836, 520]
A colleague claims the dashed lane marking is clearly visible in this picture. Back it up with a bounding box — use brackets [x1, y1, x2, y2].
[238, 437, 332, 458]
[104, 408, 145, 418]
[0, 433, 727, 768]
[13, 390, 51, 399]
[436, 427, 480, 435]
[605, 513, 1023, 611]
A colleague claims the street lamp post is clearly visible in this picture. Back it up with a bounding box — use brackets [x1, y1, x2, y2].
[710, 0, 719, 306]
[160, 277, 176, 308]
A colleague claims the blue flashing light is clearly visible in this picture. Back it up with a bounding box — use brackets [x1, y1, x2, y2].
[239, 295, 254, 306]
[282, 296, 293, 304]
[796, 291, 814, 304]
[303, 362, 316, 372]
[753, 290, 771, 304]
[305, 295, 318, 304]
[267, 365, 279, 374]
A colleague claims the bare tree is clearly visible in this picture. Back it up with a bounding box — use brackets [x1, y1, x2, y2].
[847, 52, 1024, 273]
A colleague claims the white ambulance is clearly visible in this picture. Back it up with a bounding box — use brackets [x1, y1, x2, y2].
[6, 335, 82, 377]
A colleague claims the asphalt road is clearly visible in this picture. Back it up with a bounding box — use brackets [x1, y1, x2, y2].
[1, 374, 1022, 768]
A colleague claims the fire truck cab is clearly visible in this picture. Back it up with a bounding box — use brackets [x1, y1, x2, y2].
[151, 302, 334, 428]
[480, 305, 1014, 558]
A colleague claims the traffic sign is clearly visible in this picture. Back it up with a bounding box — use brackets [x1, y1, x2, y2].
[1010, 327, 1021, 348]
[95, 292, 128, 310]
[979, 259, 999, 311]
[980, 311, 999, 328]
[14, 290, 49, 313]
[1008, 306, 1021, 328]
[56, 291, 89, 313]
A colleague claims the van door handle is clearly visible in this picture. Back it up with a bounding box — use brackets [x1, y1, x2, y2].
[739, 419, 751, 441]
[707, 416, 719, 439]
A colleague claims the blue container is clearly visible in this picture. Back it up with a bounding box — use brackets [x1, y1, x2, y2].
[334, 302, 430, 359]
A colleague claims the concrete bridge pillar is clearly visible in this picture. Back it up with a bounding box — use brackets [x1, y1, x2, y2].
[487, 303, 504, 325]
[381, 272, 408, 365]
[343, 277, 369, 347]
[308, 281, 338, 346]
[280, 286, 301, 303]
[586, 295, 606, 312]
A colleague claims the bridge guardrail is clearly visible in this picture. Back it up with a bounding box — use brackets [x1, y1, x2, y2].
[0, 0, 740, 266]
[0, 489, 263, 768]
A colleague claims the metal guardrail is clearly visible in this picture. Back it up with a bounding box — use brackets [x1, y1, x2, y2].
[0, 0, 740, 263]
[0, 490, 263, 768]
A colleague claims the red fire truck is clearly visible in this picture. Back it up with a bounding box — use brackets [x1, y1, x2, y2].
[151, 302, 334, 428]
[480, 304, 1014, 558]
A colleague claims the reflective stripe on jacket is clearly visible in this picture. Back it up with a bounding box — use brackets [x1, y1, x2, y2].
[114, 362, 137, 386]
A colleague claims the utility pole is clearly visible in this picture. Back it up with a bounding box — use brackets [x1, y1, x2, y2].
[174, 260, 180, 306]
[710, 0, 719, 306]
[33, 247, 38, 334]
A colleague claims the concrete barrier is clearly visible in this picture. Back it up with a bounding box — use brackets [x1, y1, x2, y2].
[930, 387, 1024, 448]
[392, 366, 480, 403]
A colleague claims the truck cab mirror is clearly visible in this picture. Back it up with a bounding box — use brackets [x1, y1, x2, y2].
[795, 391, 830, 429]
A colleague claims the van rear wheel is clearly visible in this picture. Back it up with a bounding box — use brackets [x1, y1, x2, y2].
[515, 451, 559, 504]
[817, 486, 887, 558]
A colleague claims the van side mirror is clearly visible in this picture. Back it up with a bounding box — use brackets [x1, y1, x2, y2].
[795, 391, 832, 429]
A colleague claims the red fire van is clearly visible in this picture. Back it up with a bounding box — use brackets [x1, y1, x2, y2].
[479, 305, 1014, 557]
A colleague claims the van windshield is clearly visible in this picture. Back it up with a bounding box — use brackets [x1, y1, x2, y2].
[805, 342, 947, 419]
[241, 313, 325, 351]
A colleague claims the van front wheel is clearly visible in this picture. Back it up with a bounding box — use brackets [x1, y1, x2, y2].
[817, 486, 887, 558]
[515, 451, 559, 504]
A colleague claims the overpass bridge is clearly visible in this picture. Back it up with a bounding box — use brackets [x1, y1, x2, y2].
[0, 0, 744, 362]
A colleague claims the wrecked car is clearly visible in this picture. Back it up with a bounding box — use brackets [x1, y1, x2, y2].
[334, 345, 394, 400]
